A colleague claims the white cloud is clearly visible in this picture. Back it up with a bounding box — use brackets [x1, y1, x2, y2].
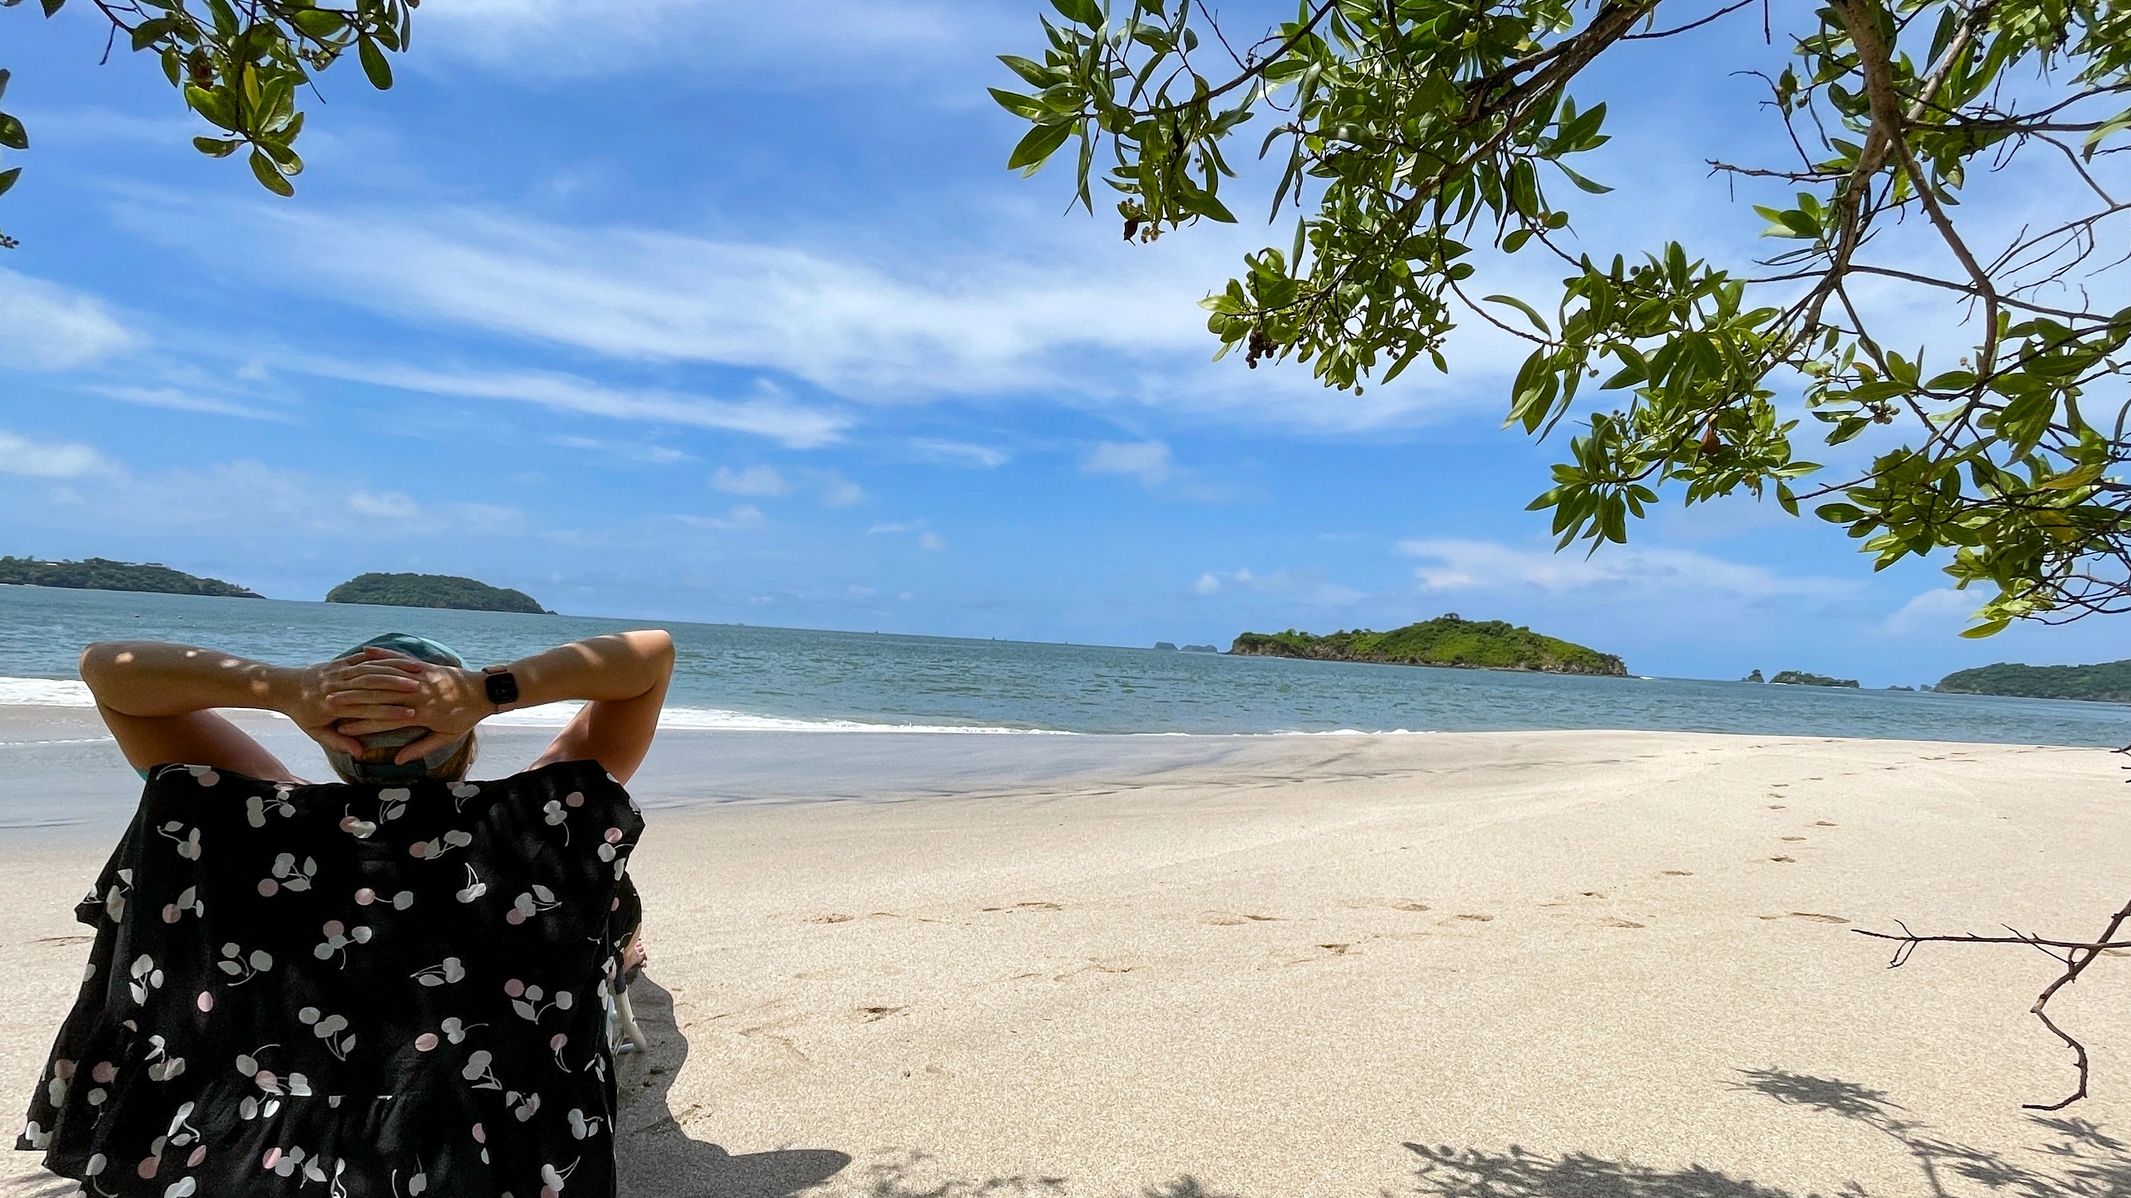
[1192, 566, 1361, 607]
[917, 531, 946, 552]
[907, 438, 1010, 469]
[1397, 538, 1853, 598]
[114, 200, 1230, 401]
[349, 491, 421, 520]
[817, 472, 866, 508]
[711, 465, 790, 497]
[550, 434, 695, 464]
[283, 356, 850, 448]
[0, 428, 108, 478]
[1884, 587, 1980, 635]
[417, 0, 1002, 83]
[88, 385, 296, 423]
[0, 268, 136, 371]
[1082, 440, 1175, 486]
[673, 504, 766, 531]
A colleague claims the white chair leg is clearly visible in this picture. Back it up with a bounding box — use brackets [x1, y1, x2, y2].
[613, 986, 648, 1055]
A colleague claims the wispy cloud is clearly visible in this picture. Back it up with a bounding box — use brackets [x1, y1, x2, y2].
[1082, 440, 1175, 486]
[906, 438, 1011, 469]
[283, 356, 851, 448]
[0, 269, 136, 371]
[550, 434, 695, 464]
[711, 465, 790, 497]
[1883, 587, 1980, 634]
[0, 428, 109, 478]
[417, 0, 1005, 84]
[672, 504, 767, 531]
[1397, 538, 1854, 598]
[87, 385, 297, 423]
[1191, 566, 1365, 607]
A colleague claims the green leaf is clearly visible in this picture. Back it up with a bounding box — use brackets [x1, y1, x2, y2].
[998, 55, 1053, 89]
[1482, 294, 1550, 334]
[1556, 163, 1611, 194]
[1049, 0, 1101, 26]
[358, 37, 393, 90]
[1007, 121, 1073, 172]
[40, 0, 66, 16]
[1959, 618, 2009, 639]
[0, 113, 24, 151]
[0, 69, 9, 102]
[191, 135, 240, 157]
[0, 166, 18, 198]
[290, 8, 346, 37]
[248, 148, 294, 197]
[130, 15, 178, 50]
[1815, 502, 1866, 524]
[988, 88, 1045, 120]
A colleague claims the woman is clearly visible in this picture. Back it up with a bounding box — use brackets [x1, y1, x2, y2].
[76, 629, 675, 793]
[18, 628, 675, 1198]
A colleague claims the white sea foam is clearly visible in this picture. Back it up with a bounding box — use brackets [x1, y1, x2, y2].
[0, 678, 94, 706]
[0, 677, 1433, 737]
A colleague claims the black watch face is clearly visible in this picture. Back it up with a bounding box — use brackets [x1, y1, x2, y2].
[485, 671, 519, 706]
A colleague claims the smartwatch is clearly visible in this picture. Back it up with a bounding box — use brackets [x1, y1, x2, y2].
[481, 665, 520, 711]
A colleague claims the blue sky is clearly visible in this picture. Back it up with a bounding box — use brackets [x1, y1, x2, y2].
[1, 0, 2126, 686]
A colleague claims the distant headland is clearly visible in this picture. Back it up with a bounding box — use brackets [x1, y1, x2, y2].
[0, 556, 262, 598]
[1937, 659, 2131, 704]
[1229, 615, 1626, 677]
[326, 572, 551, 615]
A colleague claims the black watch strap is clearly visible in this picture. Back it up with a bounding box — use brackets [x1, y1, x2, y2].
[482, 665, 520, 710]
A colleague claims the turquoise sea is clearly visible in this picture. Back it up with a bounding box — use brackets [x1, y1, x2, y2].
[2, 584, 2124, 747]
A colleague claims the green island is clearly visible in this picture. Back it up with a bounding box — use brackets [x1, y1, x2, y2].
[0, 555, 262, 598]
[1768, 670, 1860, 688]
[326, 572, 550, 615]
[1230, 615, 1626, 676]
[1936, 660, 2131, 704]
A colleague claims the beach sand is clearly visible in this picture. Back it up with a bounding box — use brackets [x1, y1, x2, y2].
[4, 726, 2128, 1196]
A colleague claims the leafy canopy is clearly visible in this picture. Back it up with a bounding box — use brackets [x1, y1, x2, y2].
[994, 0, 2131, 635]
[0, 0, 414, 247]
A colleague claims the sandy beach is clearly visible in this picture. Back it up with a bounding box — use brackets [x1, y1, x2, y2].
[5, 723, 2128, 1196]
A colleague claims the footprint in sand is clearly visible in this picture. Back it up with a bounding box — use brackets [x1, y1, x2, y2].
[855, 1006, 907, 1022]
[1660, 870, 1694, 877]
[1767, 804, 1788, 810]
[1052, 958, 1141, 982]
[1780, 836, 1807, 842]
[1201, 911, 1283, 926]
[1759, 912, 1849, 924]
[1599, 916, 1647, 929]
[1341, 897, 1432, 914]
[1453, 913, 1496, 923]
[981, 901, 1063, 913]
[1263, 943, 1359, 968]
[34, 934, 92, 946]
[1769, 856, 1797, 863]
[1813, 820, 1838, 827]
[808, 913, 855, 924]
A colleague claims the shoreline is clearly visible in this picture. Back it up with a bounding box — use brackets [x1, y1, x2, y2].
[5, 728, 2127, 1195]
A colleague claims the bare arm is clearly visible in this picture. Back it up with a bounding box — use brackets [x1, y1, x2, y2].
[340, 631, 677, 785]
[79, 641, 419, 779]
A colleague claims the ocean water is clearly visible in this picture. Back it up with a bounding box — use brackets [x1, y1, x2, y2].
[1, 584, 2125, 747]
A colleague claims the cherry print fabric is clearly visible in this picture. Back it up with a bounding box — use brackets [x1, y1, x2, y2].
[15, 759, 643, 1198]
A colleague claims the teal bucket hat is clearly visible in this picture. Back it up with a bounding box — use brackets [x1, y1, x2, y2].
[324, 633, 471, 783]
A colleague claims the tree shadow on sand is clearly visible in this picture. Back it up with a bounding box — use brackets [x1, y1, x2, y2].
[1403, 1072, 2131, 1198]
[615, 976, 853, 1198]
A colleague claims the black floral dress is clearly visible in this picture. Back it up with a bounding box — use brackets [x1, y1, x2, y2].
[15, 759, 643, 1198]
